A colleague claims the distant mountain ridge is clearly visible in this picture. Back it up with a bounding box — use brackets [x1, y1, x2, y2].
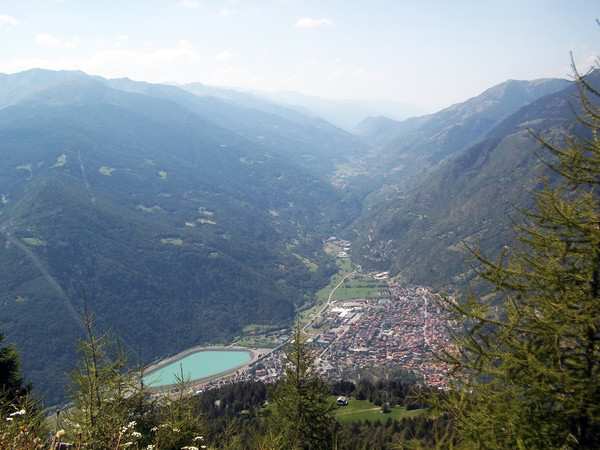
[346, 78, 570, 203]
[246, 90, 427, 130]
[355, 78, 570, 144]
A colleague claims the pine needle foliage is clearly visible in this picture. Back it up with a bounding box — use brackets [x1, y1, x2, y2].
[65, 297, 133, 448]
[267, 324, 337, 449]
[434, 63, 600, 448]
[0, 333, 47, 448]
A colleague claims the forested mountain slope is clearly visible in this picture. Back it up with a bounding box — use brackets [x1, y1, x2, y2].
[350, 77, 580, 288]
[0, 70, 360, 404]
[0, 68, 580, 406]
[352, 78, 569, 195]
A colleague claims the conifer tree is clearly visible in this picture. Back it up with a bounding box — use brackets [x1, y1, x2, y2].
[0, 333, 47, 448]
[65, 300, 134, 448]
[435, 63, 600, 448]
[65, 297, 206, 449]
[0, 333, 28, 400]
[267, 324, 337, 449]
[147, 365, 207, 449]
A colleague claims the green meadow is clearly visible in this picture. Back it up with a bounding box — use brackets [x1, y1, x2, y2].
[331, 397, 423, 423]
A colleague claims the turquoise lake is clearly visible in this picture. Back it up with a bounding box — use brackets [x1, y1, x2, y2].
[144, 350, 252, 387]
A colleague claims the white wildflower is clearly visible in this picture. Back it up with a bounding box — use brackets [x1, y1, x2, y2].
[132, 431, 142, 438]
[193, 436, 204, 441]
[128, 420, 137, 428]
[172, 427, 180, 433]
[9, 409, 26, 416]
[5, 417, 13, 421]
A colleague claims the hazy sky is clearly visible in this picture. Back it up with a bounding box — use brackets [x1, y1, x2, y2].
[1, 0, 599, 112]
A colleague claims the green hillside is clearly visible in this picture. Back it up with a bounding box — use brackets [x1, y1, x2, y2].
[0, 71, 356, 404]
[0, 68, 583, 406]
[350, 77, 578, 289]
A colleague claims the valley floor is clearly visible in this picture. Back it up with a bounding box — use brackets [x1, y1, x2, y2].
[185, 239, 452, 392]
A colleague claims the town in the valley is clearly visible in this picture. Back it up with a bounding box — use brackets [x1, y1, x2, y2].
[193, 238, 454, 393]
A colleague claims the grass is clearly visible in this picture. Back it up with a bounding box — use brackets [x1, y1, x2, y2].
[234, 334, 279, 348]
[22, 237, 45, 246]
[334, 163, 367, 177]
[160, 238, 183, 246]
[315, 270, 355, 300]
[52, 154, 67, 167]
[242, 324, 274, 334]
[292, 253, 318, 272]
[137, 205, 163, 212]
[297, 249, 357, 331]
[235, 324, 285, 348]
[16, 164, 32, 172]
[99, 166, 116, 175]
[331, 397, 423, 423]
[297, 298, 329, 331]
[326, 278, 389, 302]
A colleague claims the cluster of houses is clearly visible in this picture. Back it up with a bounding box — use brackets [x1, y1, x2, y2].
[188, 279, 452, 396]
[309, 283, 452, 389]
[186, 238, 452, 393]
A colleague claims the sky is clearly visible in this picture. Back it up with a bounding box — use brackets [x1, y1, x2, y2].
[0, 0, 599, 112]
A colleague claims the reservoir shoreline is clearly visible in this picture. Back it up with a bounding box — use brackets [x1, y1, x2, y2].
[144, 345, 273, 392]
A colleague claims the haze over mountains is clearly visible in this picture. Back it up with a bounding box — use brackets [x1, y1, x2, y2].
[178, 81, 427, 131]
[0, 68, 577, 403]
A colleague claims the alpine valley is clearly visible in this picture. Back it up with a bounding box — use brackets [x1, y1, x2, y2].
[0, 69, 578, 404]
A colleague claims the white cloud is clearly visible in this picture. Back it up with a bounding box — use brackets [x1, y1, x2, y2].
[207, 65, 264, 88]
[0, 14, 19, 28]
[294, 17, 333, 28]
[351, 68, 379, 81]
[36, 33, 80, 49]
[0, 40, 203, 83]
[0, 57, 80, 74]
[327, 70, 346, 81]
[214, 50, 234, 61]
[212, 65, 248, 77]
[219, 9, 236, 16]
[178, 0, 200, 8]
[85, 40, 201, 71]
[114, 35, 128, 47]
